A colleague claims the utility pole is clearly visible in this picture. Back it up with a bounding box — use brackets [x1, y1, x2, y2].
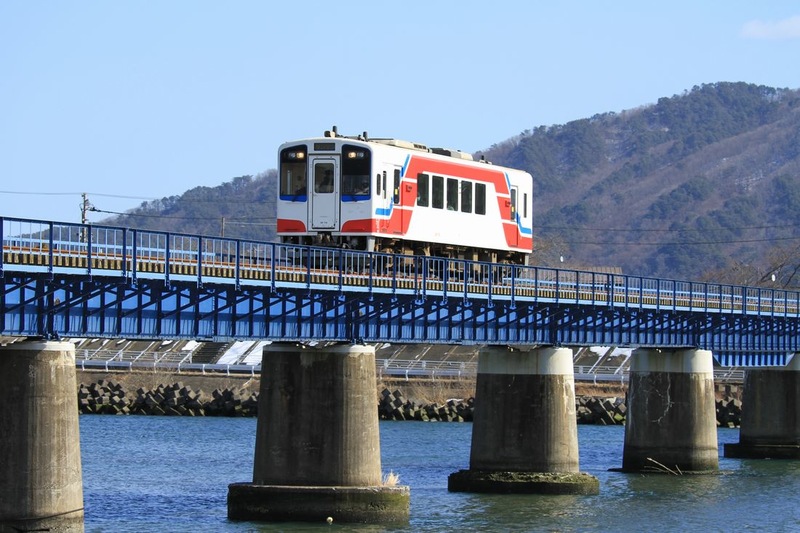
[80, 193, 91, 224]
[80, 193, 94, 243]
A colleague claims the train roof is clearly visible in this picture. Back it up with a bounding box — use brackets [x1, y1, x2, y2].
[280, 127, 531, 172]
[301, 126, 481, 163]
[368, 138, 475, 161]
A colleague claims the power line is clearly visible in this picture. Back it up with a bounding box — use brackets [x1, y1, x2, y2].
[0, 190, 158, 200]
[8, 190, 793, 246]
[91, 208, 269, 223]
[87, 193, 160, 200]
[557, 235, 800, 247]
[91, 208, 221, 221]
[225, 221, 277, 227]
[0, 190, 87, 197]
[2, 190, 270, 204]
[537, 222, 800, 233]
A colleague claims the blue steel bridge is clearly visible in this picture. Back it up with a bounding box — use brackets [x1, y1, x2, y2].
[2, 216, 799, 367]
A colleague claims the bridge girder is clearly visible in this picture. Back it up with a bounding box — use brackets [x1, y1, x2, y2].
[1, 272, 797, 366]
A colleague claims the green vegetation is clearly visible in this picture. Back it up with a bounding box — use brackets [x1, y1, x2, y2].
[646, 176, 713, 221]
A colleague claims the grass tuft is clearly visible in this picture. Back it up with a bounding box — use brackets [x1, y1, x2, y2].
[383, 470, 400, 486]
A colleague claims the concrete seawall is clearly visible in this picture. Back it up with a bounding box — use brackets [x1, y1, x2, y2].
[73, 371, 743, 426]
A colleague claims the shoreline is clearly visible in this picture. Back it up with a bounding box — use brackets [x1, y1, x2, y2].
[75, 369, 742, 426]
[76, 369, 631, 399]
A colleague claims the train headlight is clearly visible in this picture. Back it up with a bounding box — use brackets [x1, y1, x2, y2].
[347, 151, 365, 159]
[288, 152, 305, 160]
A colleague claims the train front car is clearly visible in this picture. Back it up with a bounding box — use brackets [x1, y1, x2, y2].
[276, 129, 533, 264]
[276, 131, 377, 250]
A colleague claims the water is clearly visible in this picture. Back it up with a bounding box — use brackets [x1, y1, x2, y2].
[79, 417, 800, 532]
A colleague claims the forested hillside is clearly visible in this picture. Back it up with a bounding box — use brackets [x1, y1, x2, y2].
[109, 172, 278, 241]
[480, 82, 800, 285]
[103, 82, 800, 286]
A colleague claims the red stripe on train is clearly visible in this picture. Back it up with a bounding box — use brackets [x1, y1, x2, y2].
[341, 214, 411, 234]
[341, 219, 376, 232]
[277, 219, 307, 232]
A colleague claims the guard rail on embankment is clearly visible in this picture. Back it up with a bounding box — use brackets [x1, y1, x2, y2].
[75, 357, 745, 384]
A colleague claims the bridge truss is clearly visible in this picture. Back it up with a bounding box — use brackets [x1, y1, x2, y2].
[2, 217, 798, 366]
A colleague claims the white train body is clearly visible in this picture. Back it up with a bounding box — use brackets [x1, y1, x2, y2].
[276, 129, 533, 263]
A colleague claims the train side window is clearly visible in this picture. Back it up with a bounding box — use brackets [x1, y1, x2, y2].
[417, 173, 429, 206]
[523, 193, 528, 218]
[460, 181, 472, 213]
[393, 169, 401, 204]
[382, 171, 388, 199]
[432, 175, 444, 209]
[376, 173, 381, 196]
[475, 183, 486, 215]
[446, 178, 458, 211]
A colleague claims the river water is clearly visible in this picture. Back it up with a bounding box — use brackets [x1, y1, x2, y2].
[79, 416, 799, 532]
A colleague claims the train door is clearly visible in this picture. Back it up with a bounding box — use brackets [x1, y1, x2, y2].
[393, 167, 403, 233]
[508, 186, 519, 246]
[310, 157, 339, 230]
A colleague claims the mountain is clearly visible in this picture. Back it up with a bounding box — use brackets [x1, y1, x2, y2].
[479, 82, 800, 284]
[102, 82, 800, 286]
[106, 172, 278, 242]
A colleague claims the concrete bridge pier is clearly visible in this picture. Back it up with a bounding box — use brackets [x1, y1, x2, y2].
[448, 345, 599, 494]
[725, 354, 800, 459]
[227, 343, 409, 524]
[0, 340, 84, 533]
[620, 348, 718, 473]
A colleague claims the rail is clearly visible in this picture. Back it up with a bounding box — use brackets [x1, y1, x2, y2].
[3, 216, 799, 317]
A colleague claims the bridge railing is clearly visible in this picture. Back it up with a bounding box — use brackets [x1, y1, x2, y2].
[3, 216, 799, 317]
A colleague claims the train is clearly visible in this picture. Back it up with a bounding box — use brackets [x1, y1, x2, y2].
[276, 127, 533, 265]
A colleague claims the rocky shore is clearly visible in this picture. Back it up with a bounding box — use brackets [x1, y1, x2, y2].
[78, 379, 259, 417]
[75, 370, 743, 426]
[376, 387, 742, 427]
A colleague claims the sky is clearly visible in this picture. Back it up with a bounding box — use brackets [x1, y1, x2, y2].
[2, 1, 800, 225]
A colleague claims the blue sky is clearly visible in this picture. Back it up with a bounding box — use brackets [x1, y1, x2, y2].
[2, 1, 800, 224]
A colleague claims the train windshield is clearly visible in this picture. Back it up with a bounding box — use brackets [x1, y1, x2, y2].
[341, 144, 371, 200]
[279, 145, 308, 199]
